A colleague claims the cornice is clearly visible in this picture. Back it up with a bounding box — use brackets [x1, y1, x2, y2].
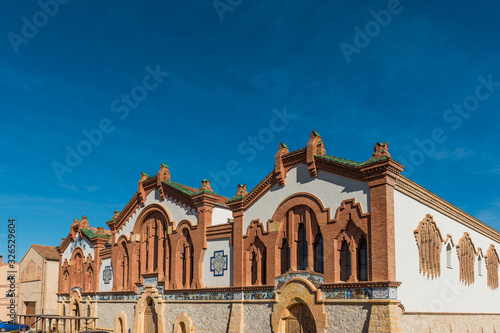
[321, 281, 402, 289]
[395, 175, 500, 243]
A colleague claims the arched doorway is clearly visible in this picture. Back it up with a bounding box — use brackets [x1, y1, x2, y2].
[117, 317, 124, 333]
[72, 300, 80, 331]
[144, 298, 158, 333]
[284, 304, 317, 333]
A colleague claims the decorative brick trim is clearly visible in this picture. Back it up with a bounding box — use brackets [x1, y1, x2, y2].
[396, 176, 500, 243]
[274, 143, 289, 186]
[414, 214, 444, 279]
[456, 232, 476, 285]
[321, 281, 401, 289]
[485, 244, 499, 290]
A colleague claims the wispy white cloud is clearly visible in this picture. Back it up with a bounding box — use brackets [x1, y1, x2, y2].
[60, 183, 79, 192]
[84, 185, 99, 193]
[432, 147, 475, 161]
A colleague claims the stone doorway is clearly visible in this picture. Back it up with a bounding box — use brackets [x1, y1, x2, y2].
[72, 300, 81, 331]
[285, 304, 317, 333]
[144, 298, 158, 333]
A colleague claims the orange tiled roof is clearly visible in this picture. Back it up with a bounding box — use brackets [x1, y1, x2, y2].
[31, 244, 59, 260]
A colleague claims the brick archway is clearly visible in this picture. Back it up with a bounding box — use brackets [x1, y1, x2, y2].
[271, 278, 327, 333]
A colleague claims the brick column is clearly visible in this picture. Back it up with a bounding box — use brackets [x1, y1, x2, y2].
[227, 187, 246, 287]
[191, 180, 219, 289]
[362, 158, 403, 281]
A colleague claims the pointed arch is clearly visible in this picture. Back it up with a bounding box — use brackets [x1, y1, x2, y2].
[486, 244, 499, 290]
[132, 204, 172, 281]
[133, 286, 166, 333]
[414, 214, 444, 279]
[456, 232, 476, 286]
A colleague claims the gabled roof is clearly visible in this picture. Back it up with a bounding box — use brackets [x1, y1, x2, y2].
[110, 167, 231, 232]
[31, 244, 59, 261]
[81, 227, 111, 240]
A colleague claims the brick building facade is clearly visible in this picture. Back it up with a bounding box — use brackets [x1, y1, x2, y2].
[55, 132, 500, 332]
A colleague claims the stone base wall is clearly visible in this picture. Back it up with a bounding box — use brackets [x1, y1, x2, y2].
[90, 300, 408, 332]
[402, 313, 500, 333]
[95, 301, 135, 331]
[243, 302, 273, 332]
[163, 302, 232, 333]
[324, 304, 371, 333]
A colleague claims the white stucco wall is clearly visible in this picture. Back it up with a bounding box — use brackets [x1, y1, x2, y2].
[212, 206, 232, 226]
[202, 238, 232, 287]
[62, 233, 94, 262]
[394, 190, 500, 313]
[243, 163, 370, 232]
[117, 189, 198, 240]
[98, 257, 113, 292]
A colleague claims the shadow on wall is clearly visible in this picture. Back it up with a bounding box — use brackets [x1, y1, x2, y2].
[362, 304, 371, 333]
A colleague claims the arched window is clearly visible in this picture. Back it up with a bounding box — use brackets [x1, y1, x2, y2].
[357, 237, 368, 281]
[180, 229, 194, 288]
[446, 243, 453, 269]
[314, 233, 324, 273]
[340, 240, 351, 282]
[144, 226, 150, 272]
[85, 266, 93, 292]
[297, 224, 307, 271]
[63, 268, 70, 292]
[153, 220, 159, 272]
[281, 238, 290, 274]
[118, 241, 129, 290]
[251, 251, 258, 285]
[75, 253, 83, 287]
[478, 255, 483, 276]
[261, 248, 267, 285]
[86, 304, 91, 317]
[163, 228, 170, 282]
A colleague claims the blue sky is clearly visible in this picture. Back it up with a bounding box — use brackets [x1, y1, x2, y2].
[1, 0, 500, 259]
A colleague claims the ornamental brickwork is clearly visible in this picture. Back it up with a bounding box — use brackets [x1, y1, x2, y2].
[51, 132, 500, 332]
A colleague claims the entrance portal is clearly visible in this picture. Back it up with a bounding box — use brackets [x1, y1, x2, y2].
[144, 298, 158, 333]
[284, 304, 317, 333]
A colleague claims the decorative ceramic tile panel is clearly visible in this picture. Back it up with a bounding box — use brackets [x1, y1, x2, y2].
[210, 250, 228, 277]
[103, 266, 112, 284]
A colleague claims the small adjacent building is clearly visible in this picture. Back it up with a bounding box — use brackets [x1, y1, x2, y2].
[0, 256, 18, 322]
[18, 244, 60, 325]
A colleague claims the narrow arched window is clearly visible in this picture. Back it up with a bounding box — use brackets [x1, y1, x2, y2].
[446, 243, 453, 269]
[314, 233, 324, 273]
[357, 238, 368, 281]
[153, 220, 159, 271]
[297, 224, 307, 270]
[281, 238, 290, 274]
[181, 246, 187, 287]
[87, 304, 91, 317]
[145, 226, 150, 272]
[261, 248, 267, 285]
[340, 240, 351, 282]
[251, 251, 258, 285]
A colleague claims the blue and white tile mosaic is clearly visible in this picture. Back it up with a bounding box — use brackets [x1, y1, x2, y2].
[276, 272, 324, 289]
[210, 250, 228, 277]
